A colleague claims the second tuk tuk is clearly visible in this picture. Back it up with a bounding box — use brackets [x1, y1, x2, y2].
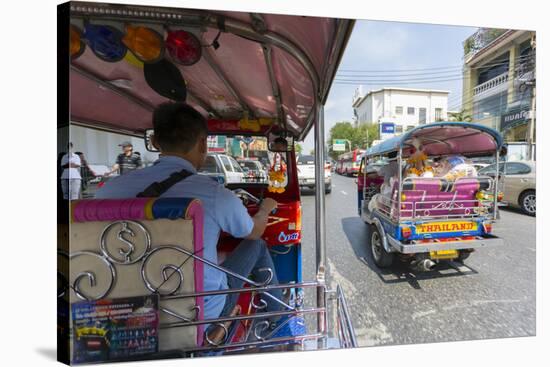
[357, 122, 505, 271]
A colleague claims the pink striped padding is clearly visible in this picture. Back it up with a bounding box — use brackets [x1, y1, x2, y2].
[72, 198, 151, 223]
[185, 200, 205, 346]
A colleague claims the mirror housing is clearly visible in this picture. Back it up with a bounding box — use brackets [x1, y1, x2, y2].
[144, 129, 159, 152]
[268, 132, 294, 152]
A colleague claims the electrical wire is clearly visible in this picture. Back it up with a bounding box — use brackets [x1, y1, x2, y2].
[337, 54, 532, 76]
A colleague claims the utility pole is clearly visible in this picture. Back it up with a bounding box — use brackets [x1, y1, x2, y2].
[528, 34, 536, 160]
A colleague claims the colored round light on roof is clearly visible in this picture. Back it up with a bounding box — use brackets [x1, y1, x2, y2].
[83, 24, 127, 62]
[122, 25, 164, 63]
[70, 25, 85, 60]
[124, 51, 144, 68]
[166, 30, 202, 66]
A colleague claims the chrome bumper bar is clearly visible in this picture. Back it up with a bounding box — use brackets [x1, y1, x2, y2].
[386, 234, 504, 254]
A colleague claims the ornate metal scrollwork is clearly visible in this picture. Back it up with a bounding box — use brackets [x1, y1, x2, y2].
[141, 246, 189, 295]
[70, 251, 116, 301]
[253, 320, 271, 341]
[250, 296, 268, 310]
[204, 323, 228, 346]
[100, 220, 151, 265]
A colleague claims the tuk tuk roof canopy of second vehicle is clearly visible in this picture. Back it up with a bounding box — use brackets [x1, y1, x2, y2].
[364, 122, 504, 158]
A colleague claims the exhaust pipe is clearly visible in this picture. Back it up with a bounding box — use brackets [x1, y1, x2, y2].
[415, 259, 436, 272]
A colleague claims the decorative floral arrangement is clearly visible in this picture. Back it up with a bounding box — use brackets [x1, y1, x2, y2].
[406, 151, 428, 165]
[406, 138, 434, 177]
[268, 153, 287, 193]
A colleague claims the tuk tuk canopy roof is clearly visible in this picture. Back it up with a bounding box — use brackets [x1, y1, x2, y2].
[69, 2, 354, 140]
[364, 122, 504, 158]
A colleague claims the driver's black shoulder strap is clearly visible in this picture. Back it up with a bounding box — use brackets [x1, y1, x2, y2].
[136, 169, 193, 198]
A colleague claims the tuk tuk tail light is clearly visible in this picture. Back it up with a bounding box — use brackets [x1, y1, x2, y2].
[497, 192, 504, 201]
[401, 226, 412, 239]
[483, 222, 492, 233]
[401, 194, 407, 201]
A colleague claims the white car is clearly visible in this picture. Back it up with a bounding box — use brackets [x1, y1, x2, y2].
[199, 153, 245, 184]
[297, 155, 331, 194]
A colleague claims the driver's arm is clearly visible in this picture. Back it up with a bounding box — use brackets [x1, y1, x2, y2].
[246, 198, 277, 240]
[215, 188, 277, 240]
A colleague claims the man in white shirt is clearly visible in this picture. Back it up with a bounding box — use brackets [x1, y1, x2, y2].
[60, 142, 82, 200]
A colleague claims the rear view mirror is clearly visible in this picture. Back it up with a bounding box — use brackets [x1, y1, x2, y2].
[268, 132, 294, 152]
[144, 129, 159, 152]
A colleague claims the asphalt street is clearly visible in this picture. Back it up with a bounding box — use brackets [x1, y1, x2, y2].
[300, 173, 536, 347]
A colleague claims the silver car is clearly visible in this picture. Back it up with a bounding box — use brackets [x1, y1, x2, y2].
[479, 161, 536, 216]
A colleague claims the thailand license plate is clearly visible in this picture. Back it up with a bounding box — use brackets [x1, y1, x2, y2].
[416, 221, 477, 234]
[429, 250, 459, 260]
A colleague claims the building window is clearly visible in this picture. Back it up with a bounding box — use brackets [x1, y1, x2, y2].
[406, 125, 415, 131]
[472, 91, 508, 120]
[395, 125, 403, 133]
[395, 106, 403, 115]
[419, 108, 427, 124]
[435, 108, 443, 121]
[407, 107, 415, 115]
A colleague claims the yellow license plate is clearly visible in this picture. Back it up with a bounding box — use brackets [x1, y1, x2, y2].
[416, 221, 477, 234]
[429, 250, 459, 260]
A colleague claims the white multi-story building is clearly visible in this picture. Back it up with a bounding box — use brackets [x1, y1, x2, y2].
[352, 87, 450, 134]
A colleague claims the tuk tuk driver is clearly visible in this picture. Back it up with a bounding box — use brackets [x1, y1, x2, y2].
[95, 102, 283, 342]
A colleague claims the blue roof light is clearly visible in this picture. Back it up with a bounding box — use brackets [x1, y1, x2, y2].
[84, 24, 127, 62]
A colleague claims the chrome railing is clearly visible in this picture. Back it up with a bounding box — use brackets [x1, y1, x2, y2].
[373, 176, 497, 223]
[334, 285, 358, 348]
[60, 224, 357, 360]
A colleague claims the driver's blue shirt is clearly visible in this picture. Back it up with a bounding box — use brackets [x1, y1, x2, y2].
[95, 155, 254, 321]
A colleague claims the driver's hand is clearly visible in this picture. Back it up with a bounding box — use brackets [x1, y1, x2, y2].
[259, 198, 278, 214]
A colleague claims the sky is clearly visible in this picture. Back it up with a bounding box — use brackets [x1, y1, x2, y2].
[302, 20, 477, 152]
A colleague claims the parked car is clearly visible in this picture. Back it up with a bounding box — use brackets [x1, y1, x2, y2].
[199, 153, 245, 184]
[472, 162, 490, 171]
[479, 161, 536, 216]
[237, 158, 267, 183]
[296, 155, 331, 194]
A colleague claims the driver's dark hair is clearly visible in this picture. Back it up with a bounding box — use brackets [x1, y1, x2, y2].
[152, 102, 208, 153]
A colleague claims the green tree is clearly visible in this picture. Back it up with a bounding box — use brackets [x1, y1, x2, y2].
[328, 121, 380, 160]
[294, 143, 303, 154]
[309, 149, 315, 155]
[448, 109, 472, 122]
[328, 121, 354, 160]
[351, 123, 379, 149]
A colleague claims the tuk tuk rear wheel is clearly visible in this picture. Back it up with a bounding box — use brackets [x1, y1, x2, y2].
[370, 225, 394, 268]
[457, 250, 471, 262]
